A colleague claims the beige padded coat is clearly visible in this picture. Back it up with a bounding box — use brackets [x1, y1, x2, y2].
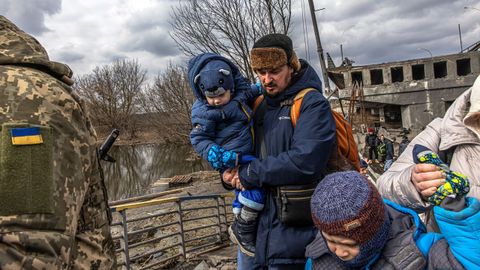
[378, 87, 480, 212]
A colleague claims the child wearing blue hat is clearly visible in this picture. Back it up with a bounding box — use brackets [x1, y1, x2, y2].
[188, 52, 263, 256]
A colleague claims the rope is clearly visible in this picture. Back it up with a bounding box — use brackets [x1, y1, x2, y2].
[300, 0, 310, 61]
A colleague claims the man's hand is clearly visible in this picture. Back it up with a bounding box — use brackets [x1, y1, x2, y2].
[231, 171, 244, 190]
[221, 167, 244, 190]
[222, 168, 237, 187]
[411, 164, 446, 199]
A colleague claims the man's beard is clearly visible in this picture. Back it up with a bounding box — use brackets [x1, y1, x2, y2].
[263, 82, 279, 97]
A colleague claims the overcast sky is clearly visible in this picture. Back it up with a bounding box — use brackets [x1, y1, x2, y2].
[1, 0, 479, 80]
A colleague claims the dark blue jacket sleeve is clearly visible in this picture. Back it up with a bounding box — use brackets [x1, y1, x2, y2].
[238, 92, 336, 188]
[232, 79, 261, 105]
[190, 101, 218, 160]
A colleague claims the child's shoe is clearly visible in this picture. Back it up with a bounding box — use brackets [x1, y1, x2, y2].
[228, 208, 257, 257]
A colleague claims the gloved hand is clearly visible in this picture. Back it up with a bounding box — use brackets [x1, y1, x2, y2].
[221, 149, 238, 169]
[207, 145, 239, 170]
[207, 145, 226, 170]
[412, 144, 470, 206]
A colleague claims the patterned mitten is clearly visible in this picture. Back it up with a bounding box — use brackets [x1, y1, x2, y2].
[413, 144, 470, 206]
[221, 149, 238, 169]
[207, 145, 226, 170]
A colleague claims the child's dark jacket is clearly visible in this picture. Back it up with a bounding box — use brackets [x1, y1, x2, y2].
[188, 53, 259, 159]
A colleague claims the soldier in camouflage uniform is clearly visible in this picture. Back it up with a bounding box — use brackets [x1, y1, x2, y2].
[0, 16, 115, 269]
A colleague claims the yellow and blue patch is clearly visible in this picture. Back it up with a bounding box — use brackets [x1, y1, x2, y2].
[10, 127, 43, 145]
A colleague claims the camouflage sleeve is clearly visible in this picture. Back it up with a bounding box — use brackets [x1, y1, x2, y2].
[70, 149, 116, 269]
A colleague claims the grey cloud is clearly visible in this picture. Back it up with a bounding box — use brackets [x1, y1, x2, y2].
[119, 2, 180, 57]
[56, 50, 85, 63]
[108, 55, 129, 63]
[0, 0, 61, 35]
[120, 29, 179, 57]
[292, 0, 479, 69]
[126, 14, 171, 33]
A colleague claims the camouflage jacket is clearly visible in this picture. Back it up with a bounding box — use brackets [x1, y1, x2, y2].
[0, 16, 115, 269]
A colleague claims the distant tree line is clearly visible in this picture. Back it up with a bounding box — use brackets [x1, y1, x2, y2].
[75, 0, 292, 144]
[74, 60, 194, 144]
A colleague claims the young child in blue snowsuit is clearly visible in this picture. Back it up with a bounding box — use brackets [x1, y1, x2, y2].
[188, 52, 264, 256]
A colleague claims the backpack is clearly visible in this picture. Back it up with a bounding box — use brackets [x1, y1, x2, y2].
[377, 142, 387, 158]
[253, 88, 361, 171]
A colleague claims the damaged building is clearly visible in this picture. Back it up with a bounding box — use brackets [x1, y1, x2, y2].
[327, 43, 480, 130]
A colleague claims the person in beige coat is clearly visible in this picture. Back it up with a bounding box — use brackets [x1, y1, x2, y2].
[378, 75, 480, 216]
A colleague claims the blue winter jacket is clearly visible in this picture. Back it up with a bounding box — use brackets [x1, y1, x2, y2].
[434, 197, 480, 270]
[238, 60, 337, 265]
[188, 53, 260, 160]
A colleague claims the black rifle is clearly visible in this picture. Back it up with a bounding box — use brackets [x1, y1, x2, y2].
[98, 129, 119, 162]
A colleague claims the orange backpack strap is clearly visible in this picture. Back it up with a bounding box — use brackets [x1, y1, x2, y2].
[252, 95, 265, 115]
[290, 88, 317, 127]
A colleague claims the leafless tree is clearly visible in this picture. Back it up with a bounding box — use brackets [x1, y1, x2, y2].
[170, 0, 292, 81]
[141, 63, 195, 144]
[75, 59, 147, 138]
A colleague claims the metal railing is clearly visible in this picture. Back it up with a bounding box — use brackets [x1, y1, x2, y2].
[110, 193, 234, 269]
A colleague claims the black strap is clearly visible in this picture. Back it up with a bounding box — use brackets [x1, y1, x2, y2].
[254, 99, 268, 159]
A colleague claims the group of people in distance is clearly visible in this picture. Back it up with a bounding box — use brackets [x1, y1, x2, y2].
[364, 127, 399, 172]
[1, 13, 479, 270]
[188, 34, 480, 269]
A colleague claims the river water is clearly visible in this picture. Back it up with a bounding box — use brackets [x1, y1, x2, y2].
[102, 144, 209, 201]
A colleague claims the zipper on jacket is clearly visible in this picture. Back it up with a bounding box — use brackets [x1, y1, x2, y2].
[265, 191, 271, 265]
[281, 188, 316, 193]
[220, 108, 226, 120]
[286, 196, 312, 200]
[281, 192, 288, 212]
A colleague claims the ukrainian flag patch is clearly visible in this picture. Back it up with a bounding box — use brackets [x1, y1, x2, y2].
[11, 127, 44, 145]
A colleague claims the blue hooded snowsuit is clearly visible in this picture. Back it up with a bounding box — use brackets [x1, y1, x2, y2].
[237, 59, 337, 266]
[188, 53, 265, 212]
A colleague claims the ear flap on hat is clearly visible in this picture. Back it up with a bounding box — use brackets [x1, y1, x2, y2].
[290, 51, 301, 72]
[194, 74, 201, 84]
[218, 69, 230, 76]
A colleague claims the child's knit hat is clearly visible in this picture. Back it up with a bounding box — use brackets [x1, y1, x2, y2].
[194, 60, 234, 97]
[311, 171, 391, 267]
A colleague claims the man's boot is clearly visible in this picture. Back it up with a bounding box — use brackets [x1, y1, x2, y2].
[228, 207, 258, 257]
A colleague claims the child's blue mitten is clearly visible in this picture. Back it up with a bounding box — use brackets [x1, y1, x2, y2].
[207, 145, 226, 170]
